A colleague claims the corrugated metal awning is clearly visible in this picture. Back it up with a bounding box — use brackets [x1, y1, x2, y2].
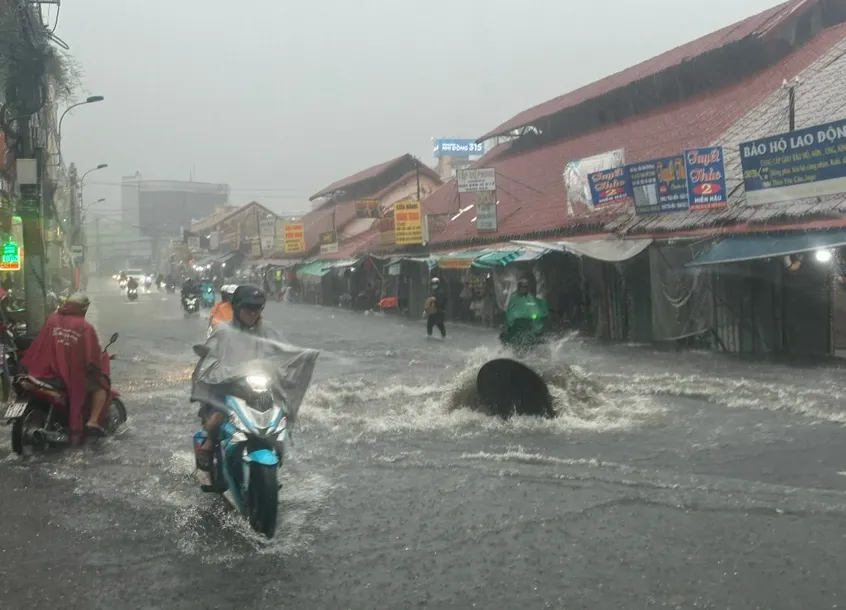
[513, 238, 652, 262]
[688, 230, 846, 266]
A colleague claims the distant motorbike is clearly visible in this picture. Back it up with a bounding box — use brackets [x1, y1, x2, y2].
[165, 282, 176, 294]
[183, 293, 200, 316]
[191, 345, 290, 538]
[127, 286, 138, 302]
[200, 283, 215, 309]
[6, 332, 127, 454]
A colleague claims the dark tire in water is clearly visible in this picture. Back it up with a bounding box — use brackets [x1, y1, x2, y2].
[476, 358, 554, 419]
[105, 397, 127, 433]
[247, 463, 279, 538]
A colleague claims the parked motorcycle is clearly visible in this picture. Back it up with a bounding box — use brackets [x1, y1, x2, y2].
[5, 332, 127, 454]
[191, 345, 288, 538]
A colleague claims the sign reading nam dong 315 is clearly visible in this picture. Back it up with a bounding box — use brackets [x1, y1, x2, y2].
[740, 118, 846, 205]
[433, 138, 484, 157]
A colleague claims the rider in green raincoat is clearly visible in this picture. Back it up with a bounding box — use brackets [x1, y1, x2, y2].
[500, 278, 548, 345]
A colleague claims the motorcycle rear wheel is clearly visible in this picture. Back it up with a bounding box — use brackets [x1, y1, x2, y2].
[11, 405, 47, 455]
[247, 463, 279, 538]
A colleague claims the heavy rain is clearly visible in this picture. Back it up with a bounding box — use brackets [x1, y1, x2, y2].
[4, 0, 846, 608]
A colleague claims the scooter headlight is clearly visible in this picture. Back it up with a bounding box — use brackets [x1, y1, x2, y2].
[246, 374, 270, 392]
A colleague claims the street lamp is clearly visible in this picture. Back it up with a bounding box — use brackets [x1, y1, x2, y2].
[57, 96, 104, 163]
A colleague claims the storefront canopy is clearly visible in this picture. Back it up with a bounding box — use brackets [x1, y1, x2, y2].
[295, 260, 333, 279]
[688, 230, 846, 266]
[513, 238, 652, 262]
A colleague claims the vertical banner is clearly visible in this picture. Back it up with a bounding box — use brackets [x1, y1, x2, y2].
[283, 223, 305, 254]
[475, 190, 497, 231]
[393, 201, 423, 245]
[259, 218, 276, 251]
[683, 146, 728, 210]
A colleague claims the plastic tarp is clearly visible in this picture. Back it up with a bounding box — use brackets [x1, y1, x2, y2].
[327, 258, 360, 270]
[296, 260, 332, 283]
[688, 230, 846, 266]
[191, 323, 319, 426]
[650, 243, 714, 341]
[473, 247, 547, 268]
[513, 238, 652, 262]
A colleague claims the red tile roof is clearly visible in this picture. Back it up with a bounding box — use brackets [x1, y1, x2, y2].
[423, 22, 844, 246]
[321, 228, 381, 260]
[309, 153, 440, 201]
[478, 0, 814, 140]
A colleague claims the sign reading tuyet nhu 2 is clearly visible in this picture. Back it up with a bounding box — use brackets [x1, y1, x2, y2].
[740, 118, 846, 205]
[683, 147, 727, 210]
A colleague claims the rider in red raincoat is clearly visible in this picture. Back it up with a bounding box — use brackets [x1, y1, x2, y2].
[21, 293, 110, 444]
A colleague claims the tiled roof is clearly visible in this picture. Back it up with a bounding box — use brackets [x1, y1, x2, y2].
[309, 154, 440, 201]
[321, 228, 381, 260]
[609, 24, 846, 235]
[478, 0, 814, 140]
[422, 23, 846, 247]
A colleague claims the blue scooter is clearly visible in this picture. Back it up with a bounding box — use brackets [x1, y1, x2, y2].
[200, 281, 215, 309]
[191, 346, 288, 538]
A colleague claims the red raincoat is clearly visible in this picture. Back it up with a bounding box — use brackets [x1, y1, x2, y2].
[21, 302, 105, 443]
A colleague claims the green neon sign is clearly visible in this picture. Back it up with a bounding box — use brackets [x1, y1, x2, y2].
[1, 240, 20, 270]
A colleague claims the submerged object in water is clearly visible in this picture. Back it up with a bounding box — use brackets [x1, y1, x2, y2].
[475, 358, 554, 419]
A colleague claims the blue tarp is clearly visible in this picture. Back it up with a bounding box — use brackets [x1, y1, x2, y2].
[688, 230, 846, 266]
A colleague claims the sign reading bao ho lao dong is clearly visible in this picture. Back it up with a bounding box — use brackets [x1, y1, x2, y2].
[740, 118, 846, 205]
[683, 146, 727, 210]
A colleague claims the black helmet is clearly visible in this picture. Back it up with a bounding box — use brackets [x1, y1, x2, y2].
[232, 284, 266, 309]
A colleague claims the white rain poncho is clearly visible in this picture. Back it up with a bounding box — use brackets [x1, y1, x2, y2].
[191, 321, 319, 425]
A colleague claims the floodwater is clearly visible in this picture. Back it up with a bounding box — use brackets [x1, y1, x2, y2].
[3, 279, 846, 608]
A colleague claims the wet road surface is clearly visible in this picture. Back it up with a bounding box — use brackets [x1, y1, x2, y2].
[3, 280, 846, 608]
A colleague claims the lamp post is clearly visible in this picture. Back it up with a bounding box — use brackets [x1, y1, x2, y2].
[71, 163, 107, 289]
[57, 96, 104, 164]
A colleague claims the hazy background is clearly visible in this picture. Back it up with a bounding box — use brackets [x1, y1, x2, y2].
[56, 0, 784, 216]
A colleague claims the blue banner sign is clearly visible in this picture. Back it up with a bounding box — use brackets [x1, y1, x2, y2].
[740, 118, 846, 205]
[628, 155, 689, 214]
[683, 147, 728, 210]
[433, 138, 484, 157]
[587, 166, 633, 207]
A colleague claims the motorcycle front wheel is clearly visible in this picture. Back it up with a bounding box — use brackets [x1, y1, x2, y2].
[246, 463, 279, 538]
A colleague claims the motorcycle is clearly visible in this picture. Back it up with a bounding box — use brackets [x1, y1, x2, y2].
[183, 293, 200, 316]
[499, 295, 549, 356]
[191, 345, 288, 538]
[200, 283, 215, 309]
[165, 282, 176, 294]
[5, 332, 127, 454]
[127, 286, 139, 301]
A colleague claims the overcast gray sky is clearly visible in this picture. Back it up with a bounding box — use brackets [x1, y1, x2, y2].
[56, 0, 785, 216]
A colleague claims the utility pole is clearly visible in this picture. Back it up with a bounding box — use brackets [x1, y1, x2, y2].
[415, 158, 421, 200]
[16, 116, 48, 332]
[95, 216, 100, 275]
[68, 163, 80, 289]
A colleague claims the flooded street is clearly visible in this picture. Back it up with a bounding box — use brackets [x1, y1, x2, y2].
[3, 280, 846, 608]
